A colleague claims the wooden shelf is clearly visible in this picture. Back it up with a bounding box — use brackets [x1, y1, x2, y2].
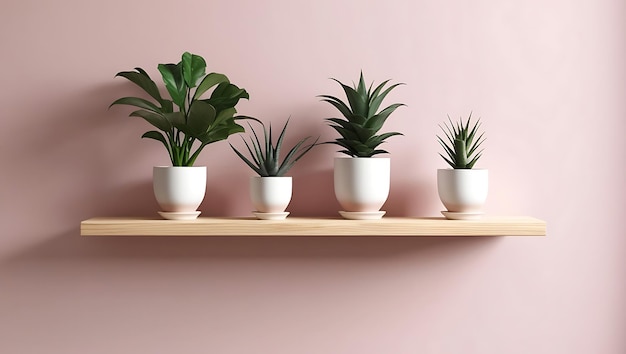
[80, 216, 546, 236]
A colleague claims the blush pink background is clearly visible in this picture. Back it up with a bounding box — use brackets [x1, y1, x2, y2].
[1, 0, 625, 353]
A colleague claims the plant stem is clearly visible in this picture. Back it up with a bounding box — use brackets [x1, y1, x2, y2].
[166, 131, 175, 165]
[183, 138, 190, 166]
[187, 142, 206, 166]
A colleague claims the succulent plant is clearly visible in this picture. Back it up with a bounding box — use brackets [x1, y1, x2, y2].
[111, 52, 249, 166]
[230, 118, 319, 177]
[320, 72, 405, 157]
[437, 113, 485, 169]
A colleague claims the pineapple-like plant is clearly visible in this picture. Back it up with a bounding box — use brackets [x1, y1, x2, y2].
[320, 72, 405, 157]
[230, 118, 318, 177]
[437, 113, 485, 169]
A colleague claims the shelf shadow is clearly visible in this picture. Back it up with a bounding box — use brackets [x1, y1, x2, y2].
[1, 226, 503, 267]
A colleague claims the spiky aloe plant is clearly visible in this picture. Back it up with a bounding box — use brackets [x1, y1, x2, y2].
[437, 113, 485, 169]
[230, 119, 319, 177]
[319, 72, 405, 157]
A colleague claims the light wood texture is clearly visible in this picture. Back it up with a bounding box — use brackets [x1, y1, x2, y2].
[80, 216, 546, 236]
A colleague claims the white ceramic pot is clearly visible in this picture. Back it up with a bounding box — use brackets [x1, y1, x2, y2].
[437, 169, 488, 213]
[250, 176, 292, 213]
[153, 166, 206, 216]
[334, 157, 390, 213]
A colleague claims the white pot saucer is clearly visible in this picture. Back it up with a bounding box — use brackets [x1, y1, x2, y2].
[253, 211, 290, 220]
[339, 211, 386, 220]
[441, 211, 483, 220]
[158, 211, 201, 220]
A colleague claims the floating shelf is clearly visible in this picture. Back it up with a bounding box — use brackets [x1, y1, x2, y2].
[80, 216, 546, 236]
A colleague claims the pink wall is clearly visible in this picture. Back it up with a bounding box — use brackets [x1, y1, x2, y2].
[1, 0, 624, 353]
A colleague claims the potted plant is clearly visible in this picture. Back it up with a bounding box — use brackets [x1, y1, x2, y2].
[230, 118, 318, 220]
[111, 52, 249, 220]
[437, 113, 487, 220]
[320, 72, 404, 220]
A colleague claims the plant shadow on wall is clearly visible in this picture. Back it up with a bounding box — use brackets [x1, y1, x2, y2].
[5, 80, 160, 223]
[72, 81, 162, 218]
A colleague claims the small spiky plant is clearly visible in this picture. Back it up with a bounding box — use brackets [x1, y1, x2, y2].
[320, 72, 405, 157]
[230, 119, 318, 177]
[437, 113, 485, 169]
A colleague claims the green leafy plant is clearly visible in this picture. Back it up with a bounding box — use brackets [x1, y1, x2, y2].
[230, 119, 318, 177]
[111, 52, 249, 166]
[437, 113, 485, 169]
[319, 72, 405, 157]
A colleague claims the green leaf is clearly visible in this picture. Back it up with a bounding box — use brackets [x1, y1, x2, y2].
[370, 149, 389, 157]
[242, 125, 268, 176]
[187, 101, 217, 136]
[213, 107, 236, 127]
[274, 138, 306, 176]
[368, 83, 404, 117]
[172, 121, 194, 137]
[158, 63, 186, 109]
[443, 119, 459, 146]
[142, 130, 169, 144]
[240, 135, 261, 166]
[115, 69, 163, 104]
[247, 122, 264, 160]
[264, 123, 273, 174]
[357, 72, 367, 97]
[329, 126, 354, 139]
[453, 116, 462, 137]
[328, 125, 359, 141]
[164, 112, 186, 126]
[336, 138, 372, 157]
[235, 115, 263, 125]
[328, 140, 358, 157]
[467, 152, 483, 169]
[367, 79, 391, 104]
[326, 118, 354, 130]
[110, 97, 162, 113]
[204, 83, 249, 113]
[364, 103, 405, 132]
[141, 130, 174, 165]
[196, 115, 245, 145]
[466, 119, 481, 149]
[274, 119, 290, 165]
[454, 139, 468, 168]
[437, 136, 456, 162]
[352, 125, 376, 142]
[228, 122, 245, 135]
[319, 95, 353, 118]
[332, 78, 368, 117]
[230, 143, 263, 176]
[222, 125, 246, 140]
[182, 52, 206, 88]
[438, 153, 455, 168]
[349, 114, 367, 125]
[468, 132, 485, 156]
[161, 99, 174, 114]
[129, 110, 171, 132]
[194, 73, 229, 100]
[365, 132, 402, 149]
[463, 112, 473, 136]
[277, 136, 318, 176]
[437, 125, 454, 149]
